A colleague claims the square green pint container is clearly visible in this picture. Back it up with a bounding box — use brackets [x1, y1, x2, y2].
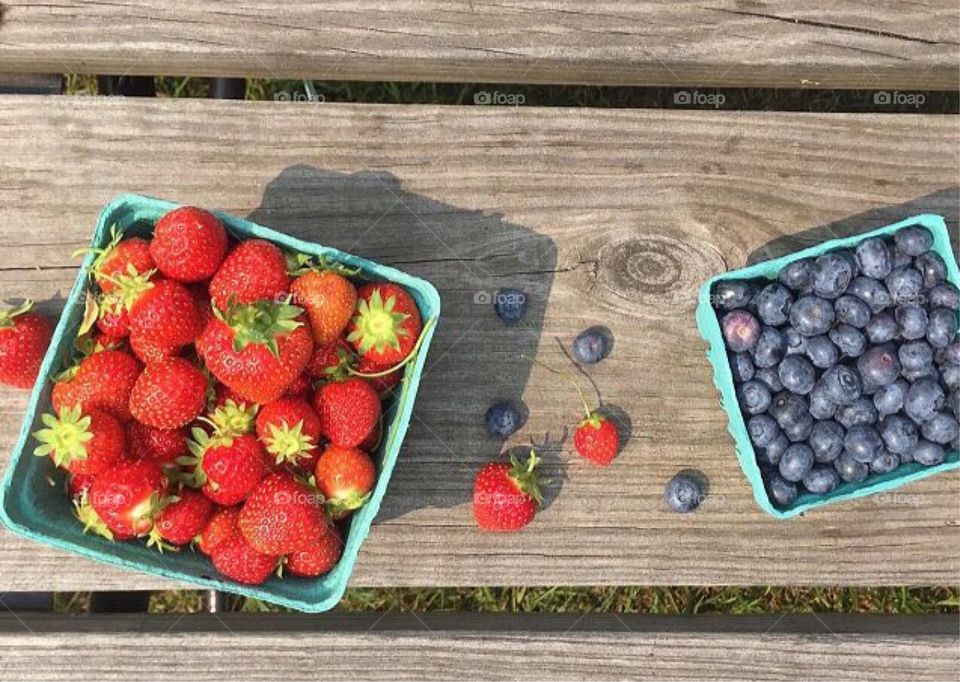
[0, 194, 441, 611]
[697, 214, 959, 519]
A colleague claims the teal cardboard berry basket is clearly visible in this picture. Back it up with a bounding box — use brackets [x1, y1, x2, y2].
[0, 194, 441, 611]
[697, 214, 959, 519]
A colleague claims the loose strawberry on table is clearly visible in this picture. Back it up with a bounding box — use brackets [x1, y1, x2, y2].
[0, 300, 54, 389]
[315, 377, 381, 448]
[314, 444, 376, 518]
[33, 406, 125, 476]
[150, 206, 228, 283]
[129, 357, 208, 429]
[472, 451, 544, 532]
[209, 239, 291, 310]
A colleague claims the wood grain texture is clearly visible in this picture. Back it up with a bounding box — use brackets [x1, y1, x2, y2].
[0, 96, 957, 591]
[0, 614, 956, 681]
[0, 1, 957, 89]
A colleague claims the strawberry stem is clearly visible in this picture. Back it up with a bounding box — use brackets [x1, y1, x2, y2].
[0, 299, 34, 329]
[522, 354, 593, 421]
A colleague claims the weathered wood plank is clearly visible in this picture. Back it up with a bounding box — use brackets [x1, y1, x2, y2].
[0, 96, 957, 591]
[0, 614, 956, 681]
[0, 73, 59, 94]
[0, 1, 957, 89]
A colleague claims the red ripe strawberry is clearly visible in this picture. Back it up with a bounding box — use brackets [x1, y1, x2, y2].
[314, 444, 376, 518]
[74, 490, 123, 540]
[306, 338, 354, 380]
[67, 472, 97, 500]
[62, 350, 141, 422]
[184, 430, 266, 505]
[358, 417, 383, 452]
[95, 294, 130, 339]
[354, 355, 402, 396]
[196, 299, 313, 404]
[33, 406, 125, 475]
[346, 283, 422, 370]
[238, 473, 326, 555]
[255, 397, 321, 470]
[82, 228, 155, 294]
[472, 451, 543, 532]
[0, 300, 53, 389]
[286, 524, 343, 577]
[127, 422, 188, 466]
[573, 413, 620, 466]
[195, 506, 241, 555]
[211, 534, 278, 585]
[114, 275, 203, 363]
[314, 377, 381, 448]
[291, 269, 357, 346]
[208, 239, 291, 310]
[151, 206, 228, 283]
[149, 488, 214, 548]
[89, 459, 168, 538]
[283, 373, 313, 402]
[129, 357, 208, 429]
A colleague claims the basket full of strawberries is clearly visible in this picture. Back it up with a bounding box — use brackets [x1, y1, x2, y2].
[0, 194, 440, 611]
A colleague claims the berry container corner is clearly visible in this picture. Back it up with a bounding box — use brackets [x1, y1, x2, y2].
[696, 213, 959, 519]
[0, 193, 442, 611]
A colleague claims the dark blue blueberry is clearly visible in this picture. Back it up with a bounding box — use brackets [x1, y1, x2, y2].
[766, 474, 798, 508]
[837, 249, 860, 278]
[808, 385, 838, 420]
[835, 452, 869, 483]
[572, 327, 611, 364]
[783, 413, 814, 443]
[783, 327, 807, 356]
[835, 397, 877, 429]
[856, 345, 901, 389]
[902, 363, 940, 384]
[913, 440, 945, 466]
[926, 307, 958, 349]
[729, 352, 755, 383]
[809, 420, 845, 463]
[748, 414, 780, 448]
[879, 414, 919, 455]
[664, 473, 704, 513]
[755, 283, 793, 326]
[950, 389, 960, 418]
[929, 282, 960, 311]
[779, 443, 814, 482]
[873, 379, 908, 417]
[752, 326, 787, 368]
[941, 341, 960, 366]
[778, 259, 814, 294]
[915, 251, 946, 289]
[885, 267, 924, 305]
[819, 365, 862, 405]
[485, 400, 525, 439]
[865, 313, 898, 344]
[893, 226, 933, 256]
[834, 294, 872, 328]
[755, 366, 784, 392]
[898, 340, 934, 372]
[905, 378, 945, 423]
[890, 245, 913, 270]
[770, 391, 809, 430]
[829, 324, 867, 358]
[778, 355, 816, 395]
[843, 424, 884, 463]
[721, 310, 761, 353]
[493, 288, 527, 324]
[803, 466, 840, 494]
[895, 303, 928, 340]
[712, 280, 757, 311]
[942, 363, 960, 392]
[854, 237, 893, 279]
[737, 379, 772, 415]
[921, 412, 959, 445]
[789, 295, 836, 336]
[804, 335, 838, 369]
[759, 432, 790, 467]
[847, 276, 892, 313]
[812, 253, 854, 299]
[870, 450, 900, 475]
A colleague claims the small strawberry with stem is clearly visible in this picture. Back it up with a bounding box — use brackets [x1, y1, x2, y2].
[180, 428, 266, 505]
[150, 206, 228, 283]
[0, 300, 54, 389]
[346, 283, 423, 370]
[472, 450, 544, 532]
[208, 239, 291, 310]
[148, 488, 214, 550]
[313, 444, 376, 518]
[75, 226, 155, 294]
[33, 405, 125, 475]
[289, 255, 359, 346]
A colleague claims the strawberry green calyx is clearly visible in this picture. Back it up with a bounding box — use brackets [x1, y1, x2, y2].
[108, 263, 157, 312]
[578, 412, 606, 430]
[347, 288, 410, 355]
[207, 399, 259, 437]
[73, 492, 114, 541]
[73, 224, 123, 277]
[348, 317, 436, 379]
[0, 299, 34, 330]
[327, 489, 372, 516]
[32, 406, 94, 468]
[214, 297, 304, 357]
[145, 495, 181, 553]
[508, 451, 544, 506]
[264, 419, 317, 465]
[286, 251, 360, 278]
[179, 427, 243, 489]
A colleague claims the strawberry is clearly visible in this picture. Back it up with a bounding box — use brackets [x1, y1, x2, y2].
[67, 472, 97, 500]
[305, 338, 354, 380]
[573, 413, 620, 466]
[358, 416, 383, 452]
[196, 299, 313, 404]
[80, 228, 155, 294]
[211, 534, 278, 585]
[206, 398, 259, 437]
[113, 274, 203, 363]
[211, 383, 255, 412]
[314, 377, 381, 448]
[183, 430, 266, 505]
[0, 300, 53, 389]
[127, 422, 188, 466]
[129, 357, 208, 429]
[472, 451, 543, 532]
[238, 473, 326, 555]
[346, 283, 422, 370]
[195, 506, 241, 555]
[88, 459, 168, 538]
[33, 406, 125, 475]
[285, 524, 342, 577]
[94, 293, 130, 339]
[313, 444, 376, 518]
[149, 488, 213, 548]
[290, 269, 357, 346]
[57, 350, 141, 422]
[151, 206, 228, 283]
[208, 239, 291, 310]
[74, 490, 122, 540]
[283, 373, 313, 402]
[255, 397, 321, 470]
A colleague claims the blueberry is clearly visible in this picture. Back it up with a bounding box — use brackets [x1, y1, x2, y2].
[856, 345, 901, 388]
[819, 365, 862, 405]
[770, 391, 809, 430]
[778, 355, 816, 395]
[915, 251, 946, 289]
[929, 282, 960, 311]
[855, 237, 893, 279]
[803, 466, 840, 494]
[895, 303, 928, 340]
[766, 474, 798, 508]
[893, 226, 933, 256]
[836, 249, 860, 278]
[865, 313, 898, 344]
[783, 327, 807, 356]
[904, 378, 945, 422]
[737, 379, 772, 415]
[942, 363, 960, 392]
[485, 401, 525, 439]
[941, 342, 960, 366]
[754, 366, 784, 392]
[789, 295, 836, 336]
[873, 379, 908, 417]
[927, 308, 958, 349]
[834, 294, 872, 328]
[835, 397, 877, 428]
[783, 413, 814, 443]
[748, 414, 780, 448]
[879, 415, 919, 455]
[752, 326, 787, 368]
[572, 327, 611, 364]
[721, 310, 761, 353]
[920, 411, 959, 445]
[913, 440, 946, 466]
[779, 443, 814, 482]
[870, 450, 900, 475]
[829, 324, 867, 358]
[847, 276, 892, 313]
[729, 352, 755, 383]
[835, 452, 868, 483]
[898, 340, 934, 372]
[809, 385, 838, 420]
[759, 432, 790, 467]
[843, 424, 884, 463]
[778, 259, 814, 294]
[493, 288, 527, 324]
[885, 267, 924, 304]
[755, 283, 793, 326]
[712, 280, 757, 311]
[804, 335, 838, 369]
[890, 245, 913, 270]
[664, 473, 704, 513]
[902, 363, 940, 384]
[809, 420, 845, 463]
[812, 253, 853, 299]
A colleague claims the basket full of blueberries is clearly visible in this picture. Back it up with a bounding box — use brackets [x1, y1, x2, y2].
[697, 214, 959, 518]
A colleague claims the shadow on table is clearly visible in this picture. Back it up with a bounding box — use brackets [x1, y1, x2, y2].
[247, 165, 562, 521]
